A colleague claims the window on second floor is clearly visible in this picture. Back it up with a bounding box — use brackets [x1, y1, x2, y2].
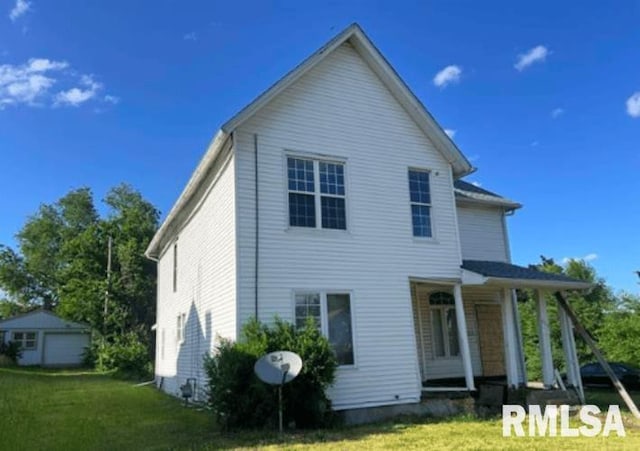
[287, 157, 346, 230]
[408, 169, 432, 238]
[172, 243, 178, 293]
[176, 313, 186, 344]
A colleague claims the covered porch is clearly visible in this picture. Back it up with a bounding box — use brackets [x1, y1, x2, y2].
[410, 260, 591, 402]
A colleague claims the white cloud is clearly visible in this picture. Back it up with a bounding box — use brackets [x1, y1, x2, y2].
[104, 94, 120, 104]
[444, 129, 456, 138]
[433, 65, 462, 88]
[0, 58, 67, 107]
[551, 107, 564, 118]
[9, 0, 31, 22]
[0, 59, 114, 109]
[626, 92, 640, 118]
[54, 74, 102, 107]
[514, 45, 549, 71]
[183, 32, 197, 41]
[562, 253, 598, 264]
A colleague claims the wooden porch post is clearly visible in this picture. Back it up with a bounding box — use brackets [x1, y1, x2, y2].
[453, 284, 475, 391]
[536, 290, 555, 388]
[502, 288, 519, 388]
[510, 289, 528, 385]
[558, 305, 584, 402]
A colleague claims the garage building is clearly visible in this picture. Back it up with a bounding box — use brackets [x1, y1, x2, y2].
[0, 310, 91, 367]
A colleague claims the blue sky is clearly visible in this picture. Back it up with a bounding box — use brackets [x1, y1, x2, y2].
[1, 1, 638, 292]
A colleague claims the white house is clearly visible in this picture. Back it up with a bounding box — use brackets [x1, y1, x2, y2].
[0, 310, 90, 367]
[145, 24, 589, 418]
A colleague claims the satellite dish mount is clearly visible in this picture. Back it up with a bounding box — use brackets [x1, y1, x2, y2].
[254, 350, 303, 432]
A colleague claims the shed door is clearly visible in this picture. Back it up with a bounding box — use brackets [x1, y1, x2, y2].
[43, 333, 89, 366]
[475, 304, 505, 377]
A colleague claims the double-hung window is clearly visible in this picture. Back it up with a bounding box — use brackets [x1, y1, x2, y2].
[176, 313, 186, 344]
[12, 331, 37, 350]
[287, 157, 346, 230]
[294, 291, 354, 365]
[408, 169, 432, 237]
[429, 292, 459, 358]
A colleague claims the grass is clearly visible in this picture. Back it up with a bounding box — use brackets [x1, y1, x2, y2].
[1, 368, 639, 450]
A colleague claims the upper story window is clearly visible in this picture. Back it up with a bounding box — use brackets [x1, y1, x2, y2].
[408, 169, 432, 237]
[294, 291, 354, 366]
[172, 243, 178, 293]
[429, 292, 459, 358]
[287, 157, 346, 230]
[176, 313, 186, 344]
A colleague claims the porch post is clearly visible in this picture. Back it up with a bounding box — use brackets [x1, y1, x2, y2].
[502, 288, 519, 388]
[558, 304, 585, 402]
[453, 284, 475, 391]
[536, 290, 555, 388]
[510, 289, 528, 385]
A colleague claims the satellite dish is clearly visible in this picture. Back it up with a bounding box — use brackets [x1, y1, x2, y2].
[254, 350, 303, 385]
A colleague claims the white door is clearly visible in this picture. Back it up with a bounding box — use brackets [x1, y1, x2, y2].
[43, 333, 89, 366]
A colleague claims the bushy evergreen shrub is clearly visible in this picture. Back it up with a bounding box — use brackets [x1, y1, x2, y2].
[0, 341, 21, 365]
[204, 317, 337, 430]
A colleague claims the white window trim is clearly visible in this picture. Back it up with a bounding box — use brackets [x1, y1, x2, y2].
[284, 152, 350, 233]
[291, 289, 357, 369]
[408, 167, 436, 241]
[176, 313, 186, 345]
[429, 305, 460, 360]
[12, 331, 38, 351]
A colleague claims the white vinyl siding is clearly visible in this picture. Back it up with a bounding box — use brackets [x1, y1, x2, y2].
[456, 204, 510, 262]
[153, 149, 236, 398]
[235, 42, 462, 410]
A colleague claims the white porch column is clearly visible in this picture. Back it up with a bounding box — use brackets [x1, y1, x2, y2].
[510, 290, 528, 385]
[558, 304, 585, 402]
[536, 290, 555, 388]
[502, 288, 519, 388]
[453, 284, 475, 391]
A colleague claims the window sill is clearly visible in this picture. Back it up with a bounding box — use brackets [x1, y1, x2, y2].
[412, 236, 439, 244]
[285, 226, 351, 238]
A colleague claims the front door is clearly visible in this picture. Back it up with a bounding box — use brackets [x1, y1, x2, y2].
[475, 304, 506, 377]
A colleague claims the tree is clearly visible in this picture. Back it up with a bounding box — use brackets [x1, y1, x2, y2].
[0, 184, 159, 372]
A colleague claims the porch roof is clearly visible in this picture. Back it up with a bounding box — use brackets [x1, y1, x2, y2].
[461, 260, 592, 290]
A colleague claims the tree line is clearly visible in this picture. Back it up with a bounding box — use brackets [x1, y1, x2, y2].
[0, 185, 158, 376]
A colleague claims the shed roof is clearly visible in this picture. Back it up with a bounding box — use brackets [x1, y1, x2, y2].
[462, 260, 591, 290]
[0, 309, 90, 330]
[454, 180, 522, 210]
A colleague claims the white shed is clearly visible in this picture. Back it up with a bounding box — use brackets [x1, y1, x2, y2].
[0, 310, 91, 367]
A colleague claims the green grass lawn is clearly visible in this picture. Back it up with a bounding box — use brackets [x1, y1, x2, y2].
[1, 367, 639, 450]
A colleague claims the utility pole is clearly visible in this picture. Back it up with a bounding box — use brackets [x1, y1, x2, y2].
[100, 236, 112, 370]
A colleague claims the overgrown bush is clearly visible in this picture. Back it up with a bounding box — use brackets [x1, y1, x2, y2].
[0, 340, 21, 365]
[92, 331, 152, 379]
[204, 317, 337, 430]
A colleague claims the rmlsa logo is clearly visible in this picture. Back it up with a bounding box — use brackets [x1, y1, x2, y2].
[503, 405, 626, 437]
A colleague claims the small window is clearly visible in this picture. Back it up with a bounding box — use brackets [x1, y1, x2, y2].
[173, 243, 178, 292]
[176, 313, 186, 343]
[294, 291, 354, 366]
[12, 331, 37, 350]
[287, 157, 346, 230]
[429, 292, 458, 358]
[408, 169, 432, 237]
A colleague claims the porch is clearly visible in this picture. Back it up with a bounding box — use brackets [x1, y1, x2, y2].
[410, 259, 592, 403]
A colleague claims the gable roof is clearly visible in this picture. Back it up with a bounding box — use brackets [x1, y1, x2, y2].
[0, 309, 90, 329]
[145, 23, 474, 259]
[454, 179, 522, 210]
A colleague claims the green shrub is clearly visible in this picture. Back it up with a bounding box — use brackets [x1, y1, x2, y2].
[0, 340, 22, 365]
[93, 331, 152, 379]
[204, 317, 337, 430]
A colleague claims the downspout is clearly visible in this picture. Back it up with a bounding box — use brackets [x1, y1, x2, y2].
[254, 133, 259, 320]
